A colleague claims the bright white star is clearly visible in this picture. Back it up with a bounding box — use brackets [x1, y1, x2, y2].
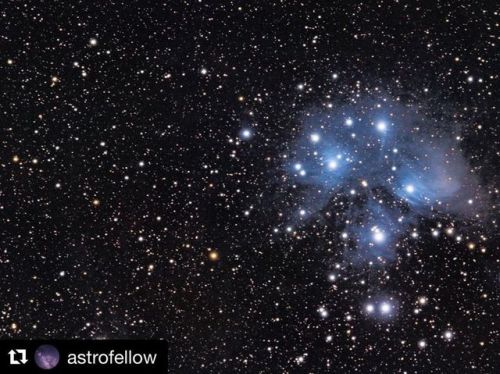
[418, 339, 427, 349]
[241, 129, 252, 139]
[318, 306, 329, 318]
[443, 330, 453, 340]
[376, 121, 387, 132]
[310, 133, 320, 143]
[379, 302, 391, 314]
[328, 160, 338, 170]
[372, 227, 385, 243]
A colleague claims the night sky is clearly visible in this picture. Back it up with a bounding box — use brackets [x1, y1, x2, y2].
[1, 1, 499, 373]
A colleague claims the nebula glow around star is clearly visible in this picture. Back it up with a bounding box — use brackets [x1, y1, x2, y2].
[283, 96, 484, 263]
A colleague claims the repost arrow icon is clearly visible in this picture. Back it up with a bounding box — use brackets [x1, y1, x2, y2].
[8, 349, 20, 365]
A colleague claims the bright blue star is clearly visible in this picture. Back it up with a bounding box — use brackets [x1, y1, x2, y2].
[240, 128, 252, 139]
[376, 121, 387, 132]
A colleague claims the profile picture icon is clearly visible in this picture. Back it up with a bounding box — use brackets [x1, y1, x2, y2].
[34, 344, 60, 370]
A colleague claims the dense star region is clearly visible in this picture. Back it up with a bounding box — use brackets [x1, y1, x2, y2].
[280, 97, 485, 264]
[0, 1, 498, 373]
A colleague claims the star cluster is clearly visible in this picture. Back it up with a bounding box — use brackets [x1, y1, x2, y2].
[282, 96, 485, 263]
[0, 1, 498, 373]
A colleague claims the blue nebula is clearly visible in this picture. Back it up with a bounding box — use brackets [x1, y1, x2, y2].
[283, 96, 484, 262]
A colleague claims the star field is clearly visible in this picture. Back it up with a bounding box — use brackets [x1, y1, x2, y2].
[0, 1, 498, 373]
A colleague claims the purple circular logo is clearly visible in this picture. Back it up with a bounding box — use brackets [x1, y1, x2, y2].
[34, 345, 60, 370]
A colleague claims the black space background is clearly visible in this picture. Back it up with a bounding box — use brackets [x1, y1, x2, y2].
[0, 1, 498, 373]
